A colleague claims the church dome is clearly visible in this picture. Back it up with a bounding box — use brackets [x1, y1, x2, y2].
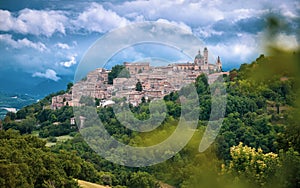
[195, 54, 202, 59]
[195, 50, 203, 59]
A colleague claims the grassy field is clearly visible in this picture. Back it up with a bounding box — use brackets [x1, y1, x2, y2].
[45, 135, 74, 147]
[56, 135, 73, 142]
[77, 179, 110, 188]
[31, 130, 39, 137]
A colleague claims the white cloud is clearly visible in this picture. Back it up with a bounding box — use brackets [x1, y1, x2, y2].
[109, 0, 224, 26]
[279, 4, 299, 18]
[156, 19, 192, 34]
[207, 33, 260, 66]
[193, 26, 223, 38]
[1, 0, 298, 73]
[0, 9, 68, 37]
[32, 69, 60, 81]
[73, 3, 131, 33]
[56, 42, 70, 49]
[0, 10, 14, 31]
[227, 8, 268, 22]
[0, 34, 47, 52]
[60, 54, 77, 67]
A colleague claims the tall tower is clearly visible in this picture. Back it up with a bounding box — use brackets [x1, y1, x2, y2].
[216, 56, 222, 72]
[203, 47, 208, 64]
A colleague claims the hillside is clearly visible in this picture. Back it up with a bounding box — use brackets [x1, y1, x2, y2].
[1, 49, 299, 188]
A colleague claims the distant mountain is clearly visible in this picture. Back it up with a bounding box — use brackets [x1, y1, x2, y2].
[0, 69, 73, 119]
[13, 75, 73, 97]
[0, 92, 36, 119]
[0, 69, 73, 98]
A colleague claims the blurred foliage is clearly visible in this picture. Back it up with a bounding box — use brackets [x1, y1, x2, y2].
[222, 142, 280, 186]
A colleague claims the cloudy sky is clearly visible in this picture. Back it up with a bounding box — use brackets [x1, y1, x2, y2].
[0, 0, 299, 94]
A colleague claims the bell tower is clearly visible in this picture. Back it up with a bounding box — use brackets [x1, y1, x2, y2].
[216, 56, 222, 72]
[203, 47, 208, 64]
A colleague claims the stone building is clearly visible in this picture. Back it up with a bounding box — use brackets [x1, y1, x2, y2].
[172, 63, 198, 71]
[51, 93, 72, 110]
[124, 62, 150, 75]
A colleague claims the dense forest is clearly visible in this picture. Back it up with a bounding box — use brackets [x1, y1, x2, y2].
[0, 48, 299, 188]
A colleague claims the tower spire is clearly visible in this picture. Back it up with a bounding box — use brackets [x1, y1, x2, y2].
[216, 56, 222, 72]
[203, 47, 208, 64]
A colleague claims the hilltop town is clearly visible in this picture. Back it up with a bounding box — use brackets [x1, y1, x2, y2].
[51, 47, 228, 109]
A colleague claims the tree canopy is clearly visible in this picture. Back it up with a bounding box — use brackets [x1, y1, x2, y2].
[108, 65, 130, 84]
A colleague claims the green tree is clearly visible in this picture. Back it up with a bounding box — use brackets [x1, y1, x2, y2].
[135, 80, 143, 91]
[67, 82, 74, 91]
[18, 117, 36, 134]
[5, 112, 16, 121]
[16, 108, 26, 119]
[277, 148, 300, 188]
[0, 130, 79, 188]
[49, 114, 57, 123]
[141, 96, 146, 103]
[222, 142, 280, 186]
[108, 65, 130, 84]
[195, 73, 209, 94]
[128, 171, 160, 188]
[36, 109, 52, 123]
